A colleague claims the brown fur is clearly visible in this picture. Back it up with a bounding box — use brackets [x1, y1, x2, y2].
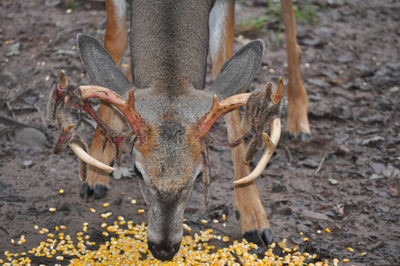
[281, 0, 310, 134]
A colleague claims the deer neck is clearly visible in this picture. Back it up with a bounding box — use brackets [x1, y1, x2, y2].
[129, 0, 213, 97]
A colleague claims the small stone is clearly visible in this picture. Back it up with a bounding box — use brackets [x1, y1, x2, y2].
[328, 178, 338, 185]
[361, 136, 384, 146]
[335, 144, 350, 155]
[369, 174, 383, 180]
[272, 181, 287, 192]
[300, 158, 319, 168]
[22, 160, 34, 168]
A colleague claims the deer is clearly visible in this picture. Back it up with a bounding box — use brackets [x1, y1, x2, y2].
[47, 0, 309, 261]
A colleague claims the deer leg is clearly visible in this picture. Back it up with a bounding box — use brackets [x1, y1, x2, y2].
[281, 0, 310, 139]
[82, 0, 128, 199]
[104, 0, 127, 66]
[210, 0, 273, 245]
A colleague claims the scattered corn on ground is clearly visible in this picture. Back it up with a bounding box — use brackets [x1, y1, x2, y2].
[1, 217, 356, 265]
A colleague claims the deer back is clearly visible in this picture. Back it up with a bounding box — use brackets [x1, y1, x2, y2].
[130, 0, 213, 96]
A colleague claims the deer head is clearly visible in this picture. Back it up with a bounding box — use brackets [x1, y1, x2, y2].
[49, 32, 282, 261]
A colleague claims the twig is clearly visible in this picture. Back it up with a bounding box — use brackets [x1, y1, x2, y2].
[9, 88, 33, 104]
[314, 152, 328, 175]
[34, 104, 47, 132]
[6, 101, 16, 119]
[0, 115, 45, 134]
[282, 144, 293, 163]
[6, 107, 37, 114]
[0, 226, 9, 235]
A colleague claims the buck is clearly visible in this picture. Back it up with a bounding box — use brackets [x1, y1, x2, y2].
[48, 0, 309, 261]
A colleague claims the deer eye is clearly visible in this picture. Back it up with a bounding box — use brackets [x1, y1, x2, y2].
[134, 164, 144, 182]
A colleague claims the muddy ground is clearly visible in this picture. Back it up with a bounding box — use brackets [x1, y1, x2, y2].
[0, 0, 399, 265]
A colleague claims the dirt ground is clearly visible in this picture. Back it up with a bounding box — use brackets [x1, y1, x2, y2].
[0, 0, 399, 265]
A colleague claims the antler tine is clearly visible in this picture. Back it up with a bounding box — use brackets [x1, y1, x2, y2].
[233, 118, 281, 185]
[79, 85, 148, 144]
[63, 123, 115, 172]
[272, 76, 284, 104]
[59, 70, 68, 89]
[197, 93, 251, 138]
[69, 143, 115, 172]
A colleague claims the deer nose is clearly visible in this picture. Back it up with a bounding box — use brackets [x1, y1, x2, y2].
[148, 241, 180, 261]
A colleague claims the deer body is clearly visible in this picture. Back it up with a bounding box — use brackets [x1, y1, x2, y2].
[48, 0, 308, 261]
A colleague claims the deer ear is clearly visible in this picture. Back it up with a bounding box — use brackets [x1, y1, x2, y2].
[76, 34, 132, 95]
[208, 39, 264, 99]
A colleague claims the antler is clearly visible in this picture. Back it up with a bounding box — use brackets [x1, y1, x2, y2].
[197, 93, 251, 138]
[79, 85, 148, 144]
[49, 71, 146, 174]
[234, 78, 284, 185]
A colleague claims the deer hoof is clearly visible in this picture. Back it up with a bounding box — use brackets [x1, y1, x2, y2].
[93, 184, 108, 199]
[80, 183, 94, 200]
[243, 230, 264, 246]
[299, 132, 311, 141]
[260, 228, 274, 245]
[243, 228, 274, 246]
[282, 131, 311, 142]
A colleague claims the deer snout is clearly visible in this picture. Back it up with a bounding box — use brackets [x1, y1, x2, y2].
[148, 240, 181, 261]
[146, 203, 185, 261]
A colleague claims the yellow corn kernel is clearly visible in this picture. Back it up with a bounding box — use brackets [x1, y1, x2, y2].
[303, 237, 309, 242]
[343, 258, 350, 262]
[60, 225, 66, 230]
[131, 199, 137, 204]
[201, 219, 208, 224]
[89, 208, 96, 213]
[324, 228, 331, 233]
[49, 208, 56, 212]
[361, 252, 367, 255]
[138, 209, 145, 214]
[103, 203, 110, 207]
[59, 189, 64, 194]
[222, 214, 226, 221]
[347, 247, 354, 252]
